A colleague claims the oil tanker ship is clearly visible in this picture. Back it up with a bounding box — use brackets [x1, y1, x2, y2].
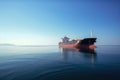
[59, 32, 97, 49]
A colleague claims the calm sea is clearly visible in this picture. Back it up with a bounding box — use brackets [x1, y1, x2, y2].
[0, 45, 120, 80]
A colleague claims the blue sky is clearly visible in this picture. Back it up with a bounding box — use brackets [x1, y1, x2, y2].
[0, 0, 120, 45]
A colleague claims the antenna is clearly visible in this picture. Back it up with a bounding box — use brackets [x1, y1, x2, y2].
[91, 30, 93, 38]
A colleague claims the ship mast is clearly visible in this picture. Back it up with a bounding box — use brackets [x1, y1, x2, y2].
[91, 30, 93, 38]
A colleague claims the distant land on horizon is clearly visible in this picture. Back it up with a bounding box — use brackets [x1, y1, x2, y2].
[0, 43, 16, 46]
[0, 43, 57, 46]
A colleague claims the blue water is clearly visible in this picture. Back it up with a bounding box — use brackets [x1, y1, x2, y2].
[0, 45, 120, 80]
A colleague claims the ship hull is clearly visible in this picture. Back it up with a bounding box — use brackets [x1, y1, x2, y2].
[59, 38, 97, 49]
[59, 44, 96, 49]
[59, 43, 77, 49]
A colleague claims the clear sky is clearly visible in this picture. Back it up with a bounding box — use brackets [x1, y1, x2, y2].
[0, 0, 120, 45]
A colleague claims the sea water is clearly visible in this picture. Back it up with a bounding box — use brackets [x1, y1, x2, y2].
[0, 45, 120, 80]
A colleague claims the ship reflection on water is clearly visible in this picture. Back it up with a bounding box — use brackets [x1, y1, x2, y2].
[60, 48, 97, 63]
